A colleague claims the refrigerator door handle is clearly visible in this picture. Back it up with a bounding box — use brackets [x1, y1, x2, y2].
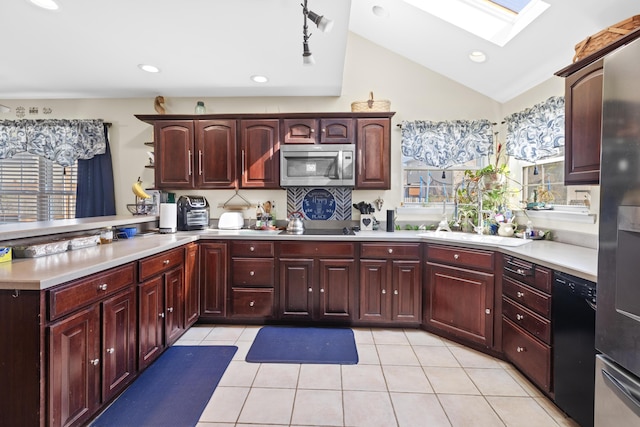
[602, 368, 640, 416]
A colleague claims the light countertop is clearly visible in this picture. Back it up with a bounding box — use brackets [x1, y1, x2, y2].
[0, 228, 597, 291]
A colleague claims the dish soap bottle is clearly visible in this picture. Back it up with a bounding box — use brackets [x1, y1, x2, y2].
[525, 221, 533, 239]
[255, 203, 263, 229]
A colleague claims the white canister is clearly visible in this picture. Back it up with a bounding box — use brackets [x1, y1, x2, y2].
[159, 203, 177, 233]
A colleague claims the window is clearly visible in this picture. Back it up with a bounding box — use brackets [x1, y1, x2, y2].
[0, 152, 77, 223]
[402, 156, 484, 206]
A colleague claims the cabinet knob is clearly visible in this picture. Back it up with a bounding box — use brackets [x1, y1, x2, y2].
[98, 283, 108, 291]
[388, 248, 393, 254]
[163, 259, 170, 265]
[106, 348, 115, 354]
[516, 313, 524, 321]
[159, 312, 165, 318]
[167, 307, 173, 313]
[516, 346, 526, 353]
[320, 288, 325, 293]
[485, 308, 491, 314]
[250, 271, 255, 276]
[516, 268, 524, 275]
[250, 246, 255, 252]
[90, 358, 100, 366]
[516, 291, 525, 298]
[393, 290, 398, 295]
[382, 289, 387, 294]
[454, 254, 459, 260]
[308, 287, 313, 293]
[249, 301, 255, 307]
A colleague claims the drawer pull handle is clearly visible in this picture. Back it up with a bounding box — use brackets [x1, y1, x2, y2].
[106, 348, 115, 354]
[485, 308, 491, 314]
[250, 271, 255, 276]
[167, 307, 173, 313]
[98, 283, 108, 291]
[250, 246, 255, 252]
[516, 313, 524, 321]
[159, 312, 165, 318]
[454, 254, 459, 260]
[516, 346, 526, 353]
[308, 287, 313, 293]
[163, 259, 170, 265]
[249, 301, 255, 307]
[382, 289, 387, 294]
[388, 248, 393, 254]
[90, 358, 100, 366]
[516, 291, 525, 298]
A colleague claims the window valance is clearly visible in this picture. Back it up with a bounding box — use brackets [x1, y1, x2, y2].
[401, 119, 494, 169]
[504, 96, 565, 163]
[0, 119, 106, 167]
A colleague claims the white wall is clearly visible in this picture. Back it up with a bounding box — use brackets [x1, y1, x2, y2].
[1, 32, 594, 235]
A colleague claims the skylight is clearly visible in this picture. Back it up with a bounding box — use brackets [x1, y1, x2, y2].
[402, 0, 550, 47]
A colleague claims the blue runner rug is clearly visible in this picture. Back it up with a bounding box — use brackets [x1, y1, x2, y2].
[246, 326, 358, 364]
[91, 345, 237, 427]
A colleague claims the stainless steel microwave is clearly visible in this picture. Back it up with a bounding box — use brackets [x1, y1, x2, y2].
[280, 143, 355, 187]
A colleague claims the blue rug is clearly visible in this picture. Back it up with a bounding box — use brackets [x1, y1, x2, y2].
[91, 345, 237, 427]
[246, 326, 358, 364]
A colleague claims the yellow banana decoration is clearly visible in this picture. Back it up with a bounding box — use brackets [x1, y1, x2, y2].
[132, 177, 151, 199]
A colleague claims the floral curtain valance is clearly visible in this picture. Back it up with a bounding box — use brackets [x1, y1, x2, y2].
[401, 119, 494, 169]
[0, 119, 106, 167]
[504, 96, 565, 163]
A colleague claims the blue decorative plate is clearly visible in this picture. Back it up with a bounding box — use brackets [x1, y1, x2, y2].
[303, 189, 336, 220]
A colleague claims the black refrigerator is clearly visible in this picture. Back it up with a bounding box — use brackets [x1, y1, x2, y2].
[595, 36, 640, 426]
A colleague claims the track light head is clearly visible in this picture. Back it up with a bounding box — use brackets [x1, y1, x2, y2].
[306, 10, 334, 32]
[302, 42, 315, 66]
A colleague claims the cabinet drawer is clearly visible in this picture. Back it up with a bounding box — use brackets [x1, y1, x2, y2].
[426, 244, 494, 271]
[502, 317, 551, 392]
[231, 288, 274, 318]
[279, 242, 354, 257]
[231, 241, 274, 257]
[503, 276, 551, 318]
[503, 255, 552, 293]
[503, 296, 551, 344]
[138, 247, 184, 282]
[49, 263, 135, 321]
[232, 258, 274, 286]
[361, 243, 420, 259]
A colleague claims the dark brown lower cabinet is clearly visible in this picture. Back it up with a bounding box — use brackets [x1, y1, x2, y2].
[138, 276, 165, 371]
[200, 242, 228, 319]
[184, 242, 200, 327]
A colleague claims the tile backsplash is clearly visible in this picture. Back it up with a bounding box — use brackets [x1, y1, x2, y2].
[286, 187, 352, 221]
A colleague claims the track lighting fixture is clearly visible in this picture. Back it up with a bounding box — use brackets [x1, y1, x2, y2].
[301, 0, 333, 66]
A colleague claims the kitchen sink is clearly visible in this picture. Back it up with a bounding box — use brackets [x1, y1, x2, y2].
[417, 231, 533, 247]
[279, 228, 356, 236]
[204, 228, 282, 235]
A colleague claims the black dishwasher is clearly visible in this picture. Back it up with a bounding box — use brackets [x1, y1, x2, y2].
[552, 271, 597, 427]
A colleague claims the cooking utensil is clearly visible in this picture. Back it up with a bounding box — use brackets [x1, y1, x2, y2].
[286, 212, 305, 234]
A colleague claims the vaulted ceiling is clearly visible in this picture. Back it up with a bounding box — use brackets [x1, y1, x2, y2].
[1, 0, 638, 102]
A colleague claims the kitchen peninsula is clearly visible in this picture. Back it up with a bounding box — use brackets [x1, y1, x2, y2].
[0, 218, 596, 426]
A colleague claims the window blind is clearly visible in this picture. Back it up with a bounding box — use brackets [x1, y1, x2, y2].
[0, 152, 76, 222]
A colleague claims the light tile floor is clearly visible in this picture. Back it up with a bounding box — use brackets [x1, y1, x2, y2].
[173, 325, 579, 427]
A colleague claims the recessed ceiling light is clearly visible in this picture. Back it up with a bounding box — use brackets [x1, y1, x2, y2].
[469, 51, 487, 63]
[251, 75, 269, 83]
[138, 64, 160, 73]
[29, 0, 59, 10]
[372, 6, 389, 18]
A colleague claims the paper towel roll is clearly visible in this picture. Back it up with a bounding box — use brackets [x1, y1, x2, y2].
[159, 203, 177, 233]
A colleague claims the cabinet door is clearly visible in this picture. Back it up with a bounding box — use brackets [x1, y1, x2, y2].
[155, 120, 195, 189]
[426, 262, 494, 347]
[359, 259, 389, 322]
[138, 276, 165, 370]
[184, 243, 200, 327]
[200, 242, 228, 319]
[318, 259, 355, 321]
[196, 120, 237, 188]
[102, 288, 136, 403]
[280, 258, 314, 320]
[240, 119, 280, 188]
[391, 260, 421, 323]
[283, 118, 318, 144]
[320, 118, 354, 143]
[564, 59, 603, 185]
[356, 118, 390, 189]
[48, 305, 100, 427]
[165, 266, 185, 346]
